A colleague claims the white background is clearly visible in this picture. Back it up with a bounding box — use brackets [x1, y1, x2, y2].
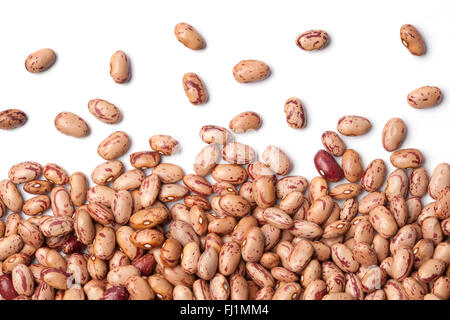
[0, 0, 448, 200]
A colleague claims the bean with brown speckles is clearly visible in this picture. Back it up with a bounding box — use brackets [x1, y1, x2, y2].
[182, 73, 208, 105]
[400, 24, 425, 56]
[390, 148, 424, 169]
[174, 22, 205, 50]
[232, 60, 270, 83]
[25, 48, 56, 73]
[407, 86, 442, 109]
[296, 30, 329, 51]
[284, 97, 306, 129]
[110, 50, 130, 84]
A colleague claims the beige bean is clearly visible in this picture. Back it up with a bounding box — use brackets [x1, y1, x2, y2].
[86, 203, 114, 225]
[435, 187, 449, 219]
[428, 163, 450, 199]
[88, 99, 121, 124]
[384, 279, 408, 300]
[107, 265, 140, 287]
[35, 248, 66, 270]
[295, 30, 329, 50]
[391, 247, 414, 281]
[182, 72, 208, 105]
[329, 183, 362, 200]
[54, 112, 89, 138]
[331, 243, 359, 273]
[337, 115, 371, 136]
[115, 226, 143, 261]
[42, 163, 69, 185]
[130, 228, 164, 250]
[68, 172, 88, 206]
[209, 273, 230, 300]
[390, 195, 408, 228]
[196, 247, 218, 280]
[322, 292, 354, 300]
[158, 184, 189, 202]
[263, 207, 293, 229]
[290, 220, 323, 239]
[284, 97, 306, 129]
[421, 217, 443, 245]
[23, 179, 53, 195]
[112, 190, 132, 225]
[194, 144, 220, 176]
[360, 159, 386, 192]
[0, 235, 23, 260]
[246, 262, 275, 287]
[390, 148, 424, 169]
[93, 227, 116, 260]
[22, 195, 50, 216]
[189, 205, 207, 236]
[229, 111, 261, 133]
[174, 22, 205, 50]
[400, 24, 425, 56]
[321, 131, 346, 157]
[8, 161, 42, 184]
[308, 195, 334, 225]
[308, 177, 328, 203]
[341, 149, 363, 183]
[149, 134, 178, 155]
[152, 164, 183, 184]
[385, 169, 408, 201]
[212, 164, 247, 185]
[74, 207, 95, 245]
[288, 240, 314, 273]
[369, 206, 398, 239]
[222, 142, 256, 165]
[0, 180, 23, 212]
[361, 266, 387, 293]
[129, 151, 160, 170]
[170, 220, 200, 246]
[110, 50, 130, 84]
[232, 60, 270, 83]
[11, 264, 34, 296]
[97, 131, 130, 160]
[67, 253, 89, 285]
[25, 48, 56, 73]
[0, 109, 27, 130]
[252, 176, 275, 209]
[280, 191, 304, 214]
[112, 169, 145, 191]
[41, 268, 70, 290]
[262, 145, 291, 176]
[417, 259, 445, 283]
[382, 118, 407, 151]
[129, 206, 169, 230]
[345, 273, 364, 300]
[241, 226, 264, 262]
[182, 174, 212, 197]
[50, 186, 74, 217]
[407, 86, 442, 109]
[390, 225, 417, 255]
[276, 176, 308, 199]
[39, 216, 73, 237]
[359, 191, 386, 214]
[91, 160, 124, 185]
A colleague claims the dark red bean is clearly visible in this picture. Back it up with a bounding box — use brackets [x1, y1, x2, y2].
[132, 254, 156, 276]
[0, 275, 19, 300]
[314, 150, 344, 182]
[100, 286, 129, 300]
[61, 235, 84, 255]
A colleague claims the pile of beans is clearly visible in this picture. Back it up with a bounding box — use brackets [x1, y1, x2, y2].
[0, 22, 448, 301]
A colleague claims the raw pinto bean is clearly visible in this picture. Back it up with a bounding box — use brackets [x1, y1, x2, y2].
[385, 169, 408, 201]
[0, 109, 27, 130]
[255, 286, 274, 300]
[302, 279, 327, 300]
[162, 265, 195, 287]
[428, 163, 450, 199]
[110, 50, 130, 84]
[431, 276, 449, 300]
[390, 148, 424, 169]
[321, 131, 346, 157]
[232, 216, 258, 245]
[390, 224, 417, 255]
[345, 273, 364, 300]
[93, 227, 116, 260]
[24, 48, 56, 73]
[279, 191, 303, 214]
[239, 182, 256, 208]
[229, 111, 262, 133]
[229, 275, 249, 300]
[262, 145, 291, 176]
[308, 195, 334, 225]
[365, 289, 386, 300]
[67, 253, 89, 285]
[130, 229, 165, 250]
[109, 251, 130, 269]
[126, 275, 154, 300]
[390, 195, 408, 227]
[222, 142, 256, 165]
[212, 164, 247, 185]
[276, 176, 308, 199]
[340, 198, 358, 222]
[329, 183, 362, 200]
[153, 164, 184, 184]
[400, 24, 425, 56]
[295, 29, 329, 51]
[54, 112, 89, 138]
[174, 22, 205, 50]
[322, 220, 349, 239]
[271, 267, 298, 282]
[170, 220, 200, 246]
[86, 203, 114, 225]
[69, 172, 88, 206]
[160, 239, 182, 268]
[192, 279, 211, 300]
[74, 207, 95, 245]
[241, 226, 264, 262]
[284, 97, 306, 129]
[158, 184, 189, 202]
[2, 253, 31, 274]
[341, 149, 363, 183]
[97, 131, 130, 160]
[197, 247, 218, 281]
[41, 268, 70, 290]
[361, 266, 387, 293]
[219, 194, 251, 217]
[331, 243, 359, 273]
[314, 150, 343, 182]
[337, 115, 371, 136]
[182, 174, 212, 196]
[139, 174, 160, 208]
[369, 206, 398, 239]
[253, 176, 276, 209]
[22, 195, 50, 216]
[360, 159, 386, 192]
[263, 207, 294, 229]
[42, 163, 69, 185]
[418, 259, 445, 283]
[189, 205, 208, 236]
[8, 161, 42, 184]
[232, 60, 270, 83]
[112, 190, 132, 225]
[308, 177, 328, 203]
[359, 191, 386, 214]
[288, 240, 314, 273]
[39, 216, 73, 237]
[300, 259, 321, 288]
[199, 125, 232, 145]
[322, 292, 354, 300]
[149, 135, 179, 156]
[421, 217, 443, 245]
[391, 247, 414, 281]
[259, 252, 279, 269]
[273, 282, 302, 300]
[88, 99, 122, 124]
[382, 118, 407, 152]
[23, 180, 53, 195]
[311, 241, 331, 262]
[194, 144, 220, 176]
[172, 285, 193, 300]
[112, 169, 145, 191]
[50, 186, 74, 217]
[91, 160, 124, 185]
[11, 264, 34, 296]
[208, 216, 236, 235]
[407, 86, 442, 109]
[290, 220, 323, 239]
[434, 187, 450, 219]
[246, 262, 275, 288]
[209, 273, 230, 300]
[182, 72, 208, 105]
[129, 151, 160, 170]
[0, 235, 23, 261]
[413, 239, 434, 270]
[384, 279, 408, 300]
[5, 213, 21, 236]
[101, 286, 130, 300]
[0, 180, 23, 212]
